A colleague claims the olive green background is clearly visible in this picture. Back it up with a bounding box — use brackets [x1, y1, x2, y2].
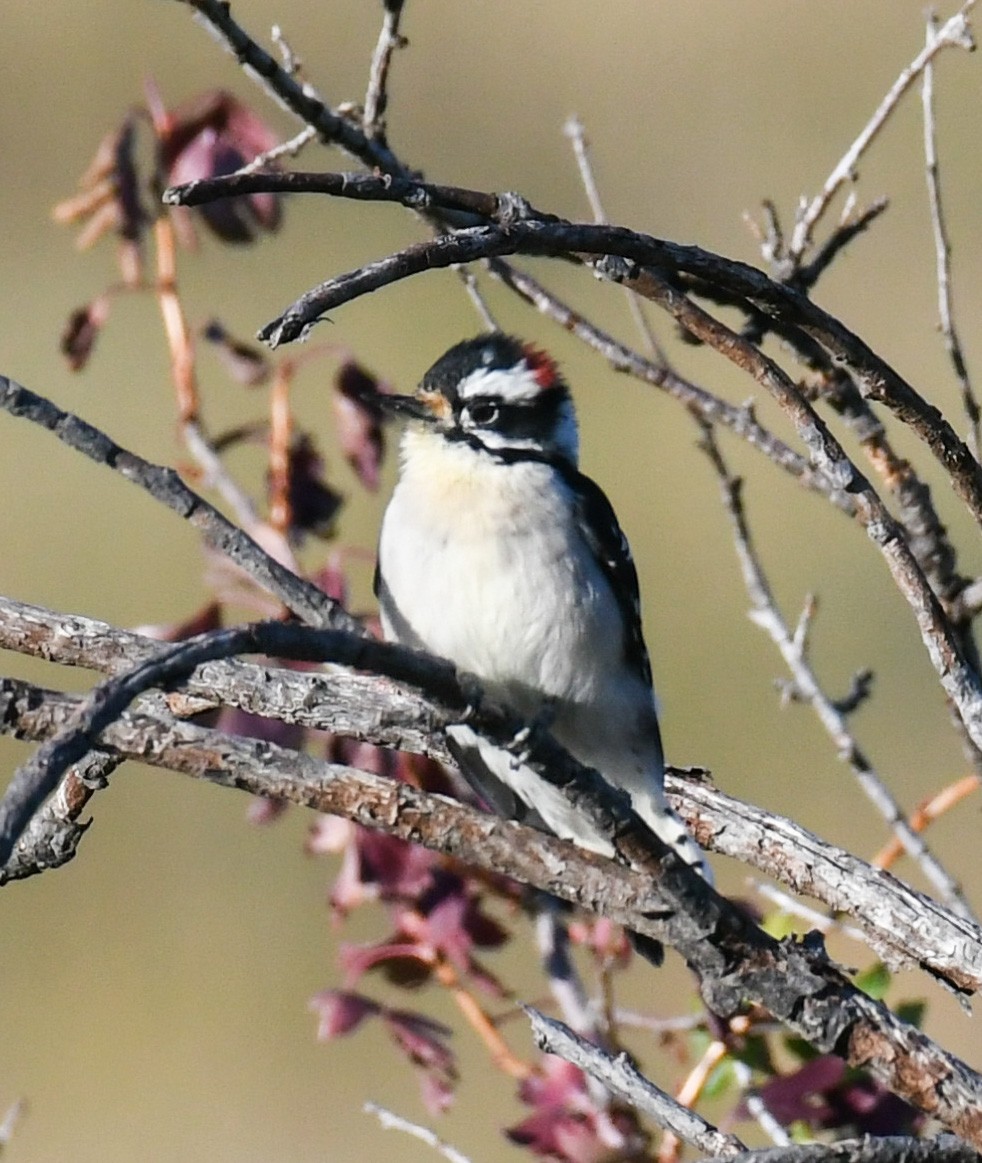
[2, 3, 982, 1160]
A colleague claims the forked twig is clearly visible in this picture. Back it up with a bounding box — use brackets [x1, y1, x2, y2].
[696, 421, 975, 919]
[787, 1, 976, 261]
[363, 0, 406, 140]
[525, 1009, 744, 1159]
[922, 12, 981, 459]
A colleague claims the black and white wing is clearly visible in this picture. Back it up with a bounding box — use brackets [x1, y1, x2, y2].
[564, 466, 653, 689]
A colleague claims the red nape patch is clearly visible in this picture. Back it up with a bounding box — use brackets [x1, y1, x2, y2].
[522, 344, 561, 390]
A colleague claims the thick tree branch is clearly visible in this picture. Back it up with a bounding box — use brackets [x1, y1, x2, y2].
[693, 1138, 978, 1163]
[3, 673, 982, 1142]
[3, 594, 980, 996]
[250, 209, 982, 543]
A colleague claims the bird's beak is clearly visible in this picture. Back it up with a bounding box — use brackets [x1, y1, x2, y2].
[376, 389, 448, 425]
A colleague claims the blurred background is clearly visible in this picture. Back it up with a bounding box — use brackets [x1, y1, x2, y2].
[2, 1, 982, 1159]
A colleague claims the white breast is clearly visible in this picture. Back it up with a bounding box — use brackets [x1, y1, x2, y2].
[378, 429, 626, 711]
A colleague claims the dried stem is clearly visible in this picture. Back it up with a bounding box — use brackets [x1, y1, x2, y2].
[922, 12, 981, 459]
[525, 1009, 744, 1158]
[363, 1103, 472, 1163]
[872, 774, 980, 872]
[363, 0, 406, 141]
[696, 422, 974, 919]
[787, 1, 977, 262]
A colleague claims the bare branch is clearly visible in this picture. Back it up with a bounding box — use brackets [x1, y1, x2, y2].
[236, 125, 317, 174]
[363, 1103, 472, 1163]
[363, 0, 407, 141]
[484, 260, 848, 511]
[175, 0, 404, 174]
[922, 12, 981, 459]
[787, 1, 977, 261]
[525, 1008, 745, 1158]
[793, 197, 890, 291]
[564, 114, 667, 362]
[5, 672, 982, 1138]
[696, 423, 973, 920]
[692, 1138, 979, 1163]
[0, 374, 355, 634]
[670, 768, 982, 996]
[3, 595, 981, 997]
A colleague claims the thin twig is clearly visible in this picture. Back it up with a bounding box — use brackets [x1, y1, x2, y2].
[696, 422, 975, 920]
[363, 0, 406, 141]
[0, 375, 355, 633]
[564, 115, 667, 362]
[657, 1038, 730, 1163]
[922, 12, 981, 460]
[871, 773, 981, 871]
[175, 0, 403, 174]
[787, 1, 977, 261]
[363, 1103, 472, 1163]
[533, 904, 599, 1039]
[239, 125, 317, 174]
[749, 880, 866, 945]
[153, 216, 198, 424]
[525, 1009, 745, 1159]
[456, 268, 498, 330]
[730, 1061, 791, 1149]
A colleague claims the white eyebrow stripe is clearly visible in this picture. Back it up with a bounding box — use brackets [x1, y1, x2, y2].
[457, 364, 544, 403]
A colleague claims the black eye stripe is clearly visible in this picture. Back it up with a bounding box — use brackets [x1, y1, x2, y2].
[463, 397, 535, 426]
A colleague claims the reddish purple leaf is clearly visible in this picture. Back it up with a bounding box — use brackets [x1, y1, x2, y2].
[383, 1009, 455, 1073]
[202, 319, 270, 386]
[333, 361, 386, 490]
[132, 602, 223, 643]
[310, 554, 349, 606]
[752, 1054, 844, 1126]
[508, 1057, 627, 1163]
[308, 989, 380, 1040]
[338, 940, 430, 986]
[161, 90, 281, 243]
[60, 295, 113, 372]
[275, 433, 343, 541]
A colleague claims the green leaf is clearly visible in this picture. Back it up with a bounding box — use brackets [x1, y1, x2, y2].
[789, 1120, 814, 1144]
[854, 961, 891, 999]
[703, 1057, 736, 1100]
[896, 1000, 926, 1028]
[761, 912, 797, 940]
[783, 1035, 819, 1063]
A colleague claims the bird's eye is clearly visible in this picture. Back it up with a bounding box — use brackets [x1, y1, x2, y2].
[468, 401, 499, 426]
